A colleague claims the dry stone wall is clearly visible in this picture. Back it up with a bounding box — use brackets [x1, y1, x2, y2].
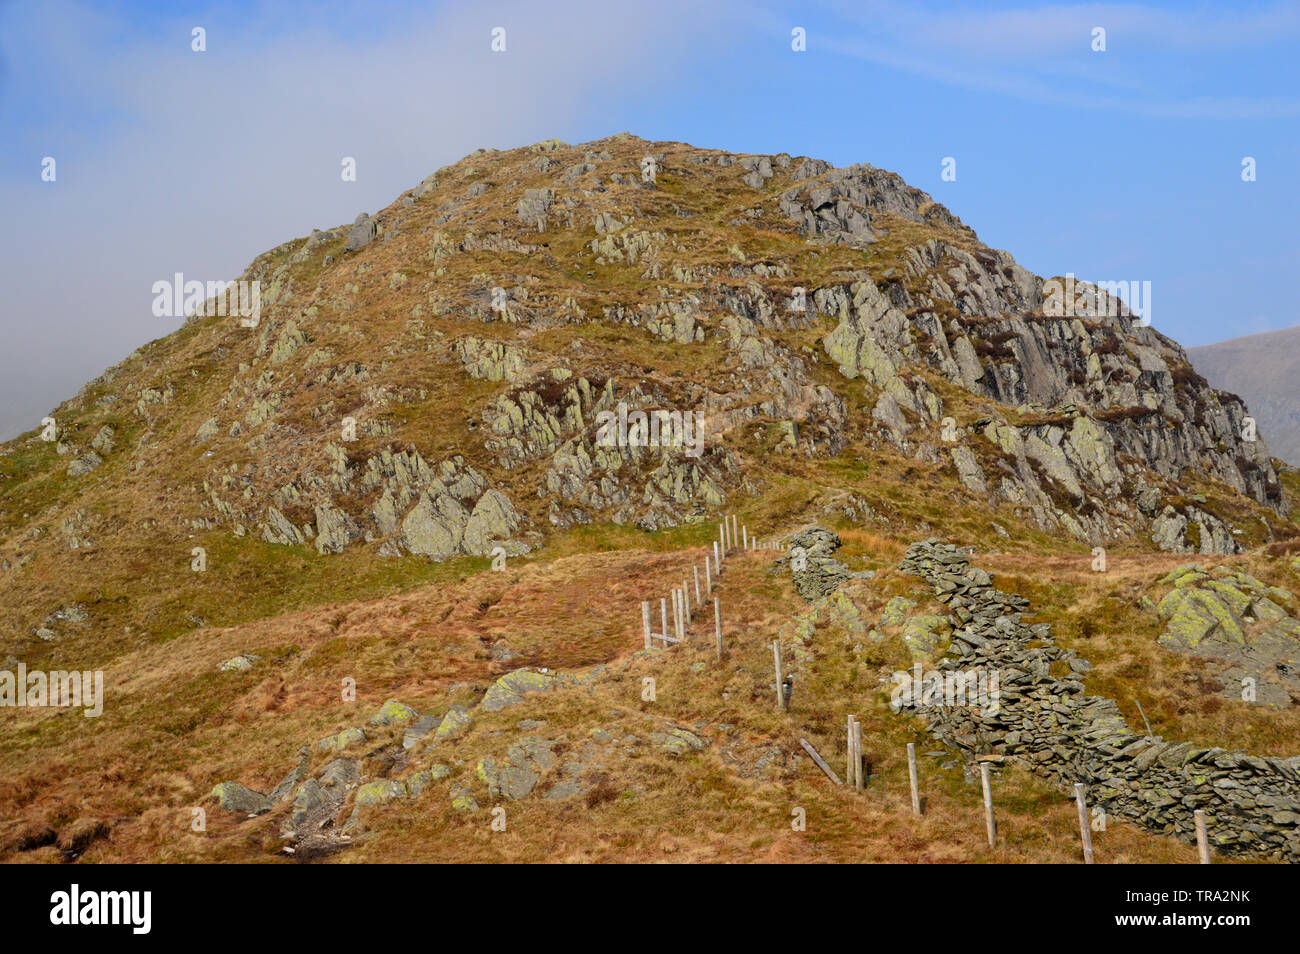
[897, 539, 1300, 862]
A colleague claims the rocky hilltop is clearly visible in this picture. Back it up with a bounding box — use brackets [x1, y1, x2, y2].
[3, 134, 1293, 654]
[3, 134, 1300, 864]
[213, 136, 1287, 555]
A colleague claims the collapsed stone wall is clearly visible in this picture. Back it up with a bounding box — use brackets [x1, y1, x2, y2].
[897, 539, 1300, 862]
[776, 527, 875, 601]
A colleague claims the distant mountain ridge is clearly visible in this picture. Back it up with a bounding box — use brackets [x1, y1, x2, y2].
[1191, 325, 1300, 466]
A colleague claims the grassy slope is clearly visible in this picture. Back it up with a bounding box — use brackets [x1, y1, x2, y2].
[1, 534, 1227, 864]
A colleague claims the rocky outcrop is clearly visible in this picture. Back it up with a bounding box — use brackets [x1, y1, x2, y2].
[249, 447, 528, 560]
[452, 336, 530, 383]
[1148, 564, 1300, 707]
[345, 213, 376, 252]
[210, 657, 708, 853]
[67, 452, 102, 478]
[777, 163, 965, 246]
[811, 254, 1283, 550]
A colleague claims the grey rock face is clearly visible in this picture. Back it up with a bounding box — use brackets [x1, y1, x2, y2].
[950, 446, 988, 495]
[516, 188, 554, 229]
[461, 488, 521, 555]
[345, 213, 376, 252]
[778, 162, 960, 247]
[269, 751, 310, 802]
[739, 155, 774, 189]
[809, 253, 1280, 551]
[400, 491, 468, 558]
[402, 713, 442, 749]
[314, 502, 362, 554]
[1151, 505, 1241, 555]
[262, 506, 304, 546]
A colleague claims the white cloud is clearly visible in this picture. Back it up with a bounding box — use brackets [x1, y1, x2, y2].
[808, 0, 1300, 119]
[0, 0, 738, 439]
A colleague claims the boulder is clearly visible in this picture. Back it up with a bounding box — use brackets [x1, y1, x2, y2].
[400, 491, 469, 559]
[477, 757, 539, 800]
[481, 669, 554, 712]
[368, 699, 419, 726]
[434, 705, 472, 739]
[262, 507, 305, 546]
[218, 653, 259, 672]
[210, 782, 271, 815]
[880, 596, 917, 627]
[90, 426, 115, 454]
[289, 779, 325, 828]
[354, 780, 407, 807]
[900, 614, 953, 660]
[345, 213, 376, 252]
[402, 713, 442, 749]
[67, 453, 102, 478]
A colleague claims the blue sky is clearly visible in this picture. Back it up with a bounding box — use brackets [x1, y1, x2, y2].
[1, 0, 1297, 439]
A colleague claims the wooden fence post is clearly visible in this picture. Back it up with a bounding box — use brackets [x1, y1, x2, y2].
[641, 601, 652, 651]
[846, 716, 855, 786]
[1074, 783, 1095, 864]
[772, 640, 785, 710]
[670, 590, 680, 640]
[853, 719, 863, 789]
[694, 566, 701, 605]
[742, 525, 748, 550]
[660, 598, 668, 645]
[1135, 699, 1154, 736]
[682, 579, 691, 621]
[1194, 810, 1211, 864]
[979, 763, 996, 848]
[704, 558, 711, 593]
[800, 738, 842, 785]
[907, 743, 921, 815]
[714, 597, 722, 659]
